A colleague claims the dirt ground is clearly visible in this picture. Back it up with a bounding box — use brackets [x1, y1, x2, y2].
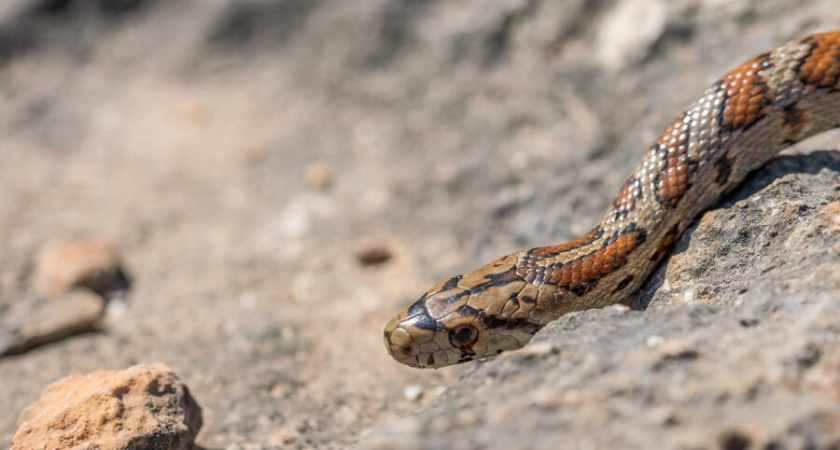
[1, 1, 839, 449]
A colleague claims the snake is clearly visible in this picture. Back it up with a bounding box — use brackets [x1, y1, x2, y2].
[383, 30, 840, 368]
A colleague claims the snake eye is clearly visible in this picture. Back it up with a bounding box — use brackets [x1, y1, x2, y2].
[449, 324, 478, 348]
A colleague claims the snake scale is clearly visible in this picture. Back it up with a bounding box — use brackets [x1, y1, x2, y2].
[384, 31, 840, 368]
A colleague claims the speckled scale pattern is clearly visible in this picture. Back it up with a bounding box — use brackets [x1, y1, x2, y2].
[384, 31, 840, 368]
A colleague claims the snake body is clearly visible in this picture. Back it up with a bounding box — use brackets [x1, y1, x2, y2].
[384, 31, 840, 368]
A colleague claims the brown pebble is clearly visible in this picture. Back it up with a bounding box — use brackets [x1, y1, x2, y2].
[31, 238, 130, 300]
[177, 99, 210, 127]
[356, 243, 393, 266]
[243, 143, 267, 165]
[304, 161, 335, 189]
[12, 364, 203, 450]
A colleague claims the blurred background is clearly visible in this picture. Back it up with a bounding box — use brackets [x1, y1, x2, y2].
[1, 0, 838, 448]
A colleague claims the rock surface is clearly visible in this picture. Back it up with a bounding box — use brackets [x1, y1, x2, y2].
[637, 151, 840, 311]
[0, 0, 838, 448]
[12, 364, 202, 450]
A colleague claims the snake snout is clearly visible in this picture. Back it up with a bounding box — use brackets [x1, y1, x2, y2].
[383, 315, 422, 366]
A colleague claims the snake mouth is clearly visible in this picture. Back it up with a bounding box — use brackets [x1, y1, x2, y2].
[383, 336, 423, 368]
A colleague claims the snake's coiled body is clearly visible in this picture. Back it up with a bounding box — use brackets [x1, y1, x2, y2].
[384, 31, 840, 368]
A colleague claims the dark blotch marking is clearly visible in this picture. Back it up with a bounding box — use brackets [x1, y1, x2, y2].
[570, 283, 591, 296]
[650, 224, 681, 263]
[405, 297, 445, 331]
[781, 104, 808, 143]
[662, 224, 681, 248]
[612, 275, 634, 294]
[481, 315, 541, 334]
[714, 155, 733, 185]
[469, 266, 524, 295]
[426, 354, 435, 366]
[626, 222, 648, 245]
[520, 295, 535, 303]
[406, 297, 427, 318]
[649, 249, 666, 263]
[412, 312, 442, 331]
[457, 305, 481, 317]
[438, 289, 472, 305]
[458, 349, 476, 363]
[441, 275, 463, 291]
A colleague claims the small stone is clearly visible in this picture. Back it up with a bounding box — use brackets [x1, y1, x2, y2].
[242, 143, 267, 165]
[355, 241, 393, 266]
[646, 406, 679, 425]
[303, 160, 335, 189]
[596, 0, 667, 70]
[31, 238, 131, 300]
[515, 341, 557, 356]
[177, 99, 210, 127]
[268, 428, 301, 445]
[659, 339, 700, 359]
[0, 289, 105, 356]
[403, 384, 425, 402]
[607, 303, 630, 312]
[12, 364, 202, 450]
[645, 335, 665, 348]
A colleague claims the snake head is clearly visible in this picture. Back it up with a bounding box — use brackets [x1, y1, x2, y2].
[383, 255, 541, 368]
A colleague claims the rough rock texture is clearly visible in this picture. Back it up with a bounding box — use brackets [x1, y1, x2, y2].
[0, 0, 838, 448]
[360, 152, 840, 449]
[12, 364, 202, 450]
[637, 151, 840, 311]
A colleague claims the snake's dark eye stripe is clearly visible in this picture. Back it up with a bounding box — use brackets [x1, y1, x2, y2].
[449, 325, 479, 348]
